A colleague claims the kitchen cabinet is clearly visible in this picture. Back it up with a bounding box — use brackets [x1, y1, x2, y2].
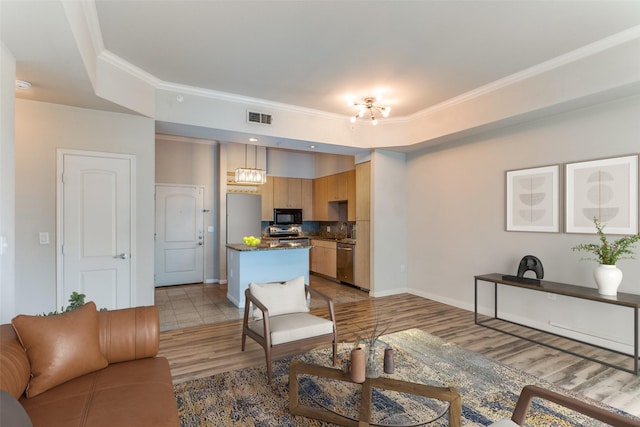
[313, 176, 329, 220]
[327, 171, 348, 201]
[354, 220, 370, 290]
[355, 162, 370, 220]
[314, 171, 354, 221]
[310, 239, 337, 279]
[347, 169, 356, 221]
[301, 178, 313, 221]
[260, 177, 274, 221]
[273, 177, 302, 208]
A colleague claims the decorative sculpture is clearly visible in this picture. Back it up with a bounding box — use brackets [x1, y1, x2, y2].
[502, 255, 544, 284]
[517, 255, 544, 279]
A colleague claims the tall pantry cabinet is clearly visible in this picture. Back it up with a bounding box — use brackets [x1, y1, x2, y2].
[354, 162, 370, 290]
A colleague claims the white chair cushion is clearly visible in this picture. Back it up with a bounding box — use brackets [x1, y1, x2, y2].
[487, 419, 519, 427]
[249, 312, 334, 345]
[250, 276, 309, 319]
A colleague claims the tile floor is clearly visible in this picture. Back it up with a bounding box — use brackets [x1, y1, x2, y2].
[154, 275, 370, 331]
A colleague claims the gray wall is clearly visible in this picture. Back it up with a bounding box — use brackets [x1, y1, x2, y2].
[15, 100, 155, 315]
[155, 136, 219, 282]
[405, 95, 640, 354]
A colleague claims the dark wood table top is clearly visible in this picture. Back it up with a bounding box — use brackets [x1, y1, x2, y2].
[476, 273, 640, 308]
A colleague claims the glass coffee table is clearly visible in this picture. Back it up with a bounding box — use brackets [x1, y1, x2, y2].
[289, 358, 461, 427]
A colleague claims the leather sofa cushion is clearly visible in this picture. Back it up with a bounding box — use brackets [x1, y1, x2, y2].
[12, 302, 108, 397]
[0, 324, 31, 399]
[20, 357, 179, 427]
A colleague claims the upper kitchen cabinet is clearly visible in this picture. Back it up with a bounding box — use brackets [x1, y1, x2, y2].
[313, 176, 329, 221]
[356, 162, 370, 220]
[327, 172, 348, 201]
[273, 177, 302, 208]
[260, 177, 274, 221]
[301, 179, 313, 221]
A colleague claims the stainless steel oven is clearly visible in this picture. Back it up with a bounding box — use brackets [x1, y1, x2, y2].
[337, 242, 355, 285]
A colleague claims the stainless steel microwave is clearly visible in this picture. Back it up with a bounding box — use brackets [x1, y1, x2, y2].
[274, 208, 302, 225]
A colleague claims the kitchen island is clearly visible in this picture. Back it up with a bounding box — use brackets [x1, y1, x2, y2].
[226, 243, 311, 308]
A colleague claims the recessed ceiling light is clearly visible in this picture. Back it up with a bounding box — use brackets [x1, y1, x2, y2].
[15, 80, 32, 90]
[249, 138, 258, 142]
[309, 145, 316, 149]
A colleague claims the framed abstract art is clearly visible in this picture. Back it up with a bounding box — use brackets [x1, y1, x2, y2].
[506, 165, 560, 232]
[565, 155, 638, 234]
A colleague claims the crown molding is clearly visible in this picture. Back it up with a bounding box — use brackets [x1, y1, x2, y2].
[78, 0, 104, 53]
[98, 50, 161, 87]
[411, 25, 640, 121]
[83, 0, 640, 129]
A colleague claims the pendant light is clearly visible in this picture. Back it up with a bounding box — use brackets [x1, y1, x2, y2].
[234, 144, 267, 184]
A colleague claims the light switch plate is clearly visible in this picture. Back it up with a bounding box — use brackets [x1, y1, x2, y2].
[39, 232, 49, 245]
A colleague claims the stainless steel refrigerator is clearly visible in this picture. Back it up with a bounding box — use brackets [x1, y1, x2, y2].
[226, 193, 262, 244]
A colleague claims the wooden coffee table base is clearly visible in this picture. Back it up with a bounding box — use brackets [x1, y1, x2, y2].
[289, 360, 462, 427]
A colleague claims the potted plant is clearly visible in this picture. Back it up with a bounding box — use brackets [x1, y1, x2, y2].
[572, 217, 640, 295]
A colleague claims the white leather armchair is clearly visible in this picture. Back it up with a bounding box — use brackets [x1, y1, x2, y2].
[241, 276, 337, 384]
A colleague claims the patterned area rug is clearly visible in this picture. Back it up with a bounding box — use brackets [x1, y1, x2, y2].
[174, 328, 637, 426]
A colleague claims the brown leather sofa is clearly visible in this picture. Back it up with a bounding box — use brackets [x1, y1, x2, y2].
[0, 303, 180, 427]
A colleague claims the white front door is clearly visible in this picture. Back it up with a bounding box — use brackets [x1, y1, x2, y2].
[154, 185, 204, 286]
[58, 151, 134, 310]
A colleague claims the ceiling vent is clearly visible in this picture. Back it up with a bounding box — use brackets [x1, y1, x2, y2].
[247, 111, 272, 125]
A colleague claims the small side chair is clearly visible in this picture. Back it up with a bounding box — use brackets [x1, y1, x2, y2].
[241, 276, 337, 384]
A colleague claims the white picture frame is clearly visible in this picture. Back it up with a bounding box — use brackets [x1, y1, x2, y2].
[506, 165, 560, 232]
[565, 155, 638, 234]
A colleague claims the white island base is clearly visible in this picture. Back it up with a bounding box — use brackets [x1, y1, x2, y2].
[226, 244, 311, 308]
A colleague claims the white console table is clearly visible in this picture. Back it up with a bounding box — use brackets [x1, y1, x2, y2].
[474, 273, 640, 375]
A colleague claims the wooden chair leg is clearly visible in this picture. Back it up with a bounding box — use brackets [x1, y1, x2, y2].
[265, 346, 272, 384]
[241, 331, 247, 351]
[332, 340, 337, 366]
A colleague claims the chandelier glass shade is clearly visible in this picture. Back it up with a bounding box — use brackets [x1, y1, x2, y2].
[350, 97, 391, 125]
[235, 144, 267, 185]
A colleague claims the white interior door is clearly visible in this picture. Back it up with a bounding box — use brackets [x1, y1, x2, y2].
[154, 185, 204, 287]
[58, 151, 134, 310]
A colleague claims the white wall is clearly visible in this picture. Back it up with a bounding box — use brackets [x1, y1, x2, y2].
[14, 100, 155, 315]
[0, 42, 16, 322]
[404, 94, 640, 353]
[265, 148, 355, 179]
[268, 149, 314, 178]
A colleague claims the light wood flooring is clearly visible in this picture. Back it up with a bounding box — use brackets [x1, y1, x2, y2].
[157, 275, 640, 417]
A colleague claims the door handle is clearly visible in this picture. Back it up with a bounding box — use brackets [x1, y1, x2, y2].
[115, 253, 129, 259]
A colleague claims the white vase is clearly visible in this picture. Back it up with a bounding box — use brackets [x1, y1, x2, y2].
[593, 264, 623, 296]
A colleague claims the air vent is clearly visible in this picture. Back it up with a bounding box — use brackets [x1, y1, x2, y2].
[247, 111, 272, 125]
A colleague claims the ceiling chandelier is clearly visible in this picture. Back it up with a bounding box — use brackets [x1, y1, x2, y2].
[235, 144, 267, 185]
[350, 97, 391, 125]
